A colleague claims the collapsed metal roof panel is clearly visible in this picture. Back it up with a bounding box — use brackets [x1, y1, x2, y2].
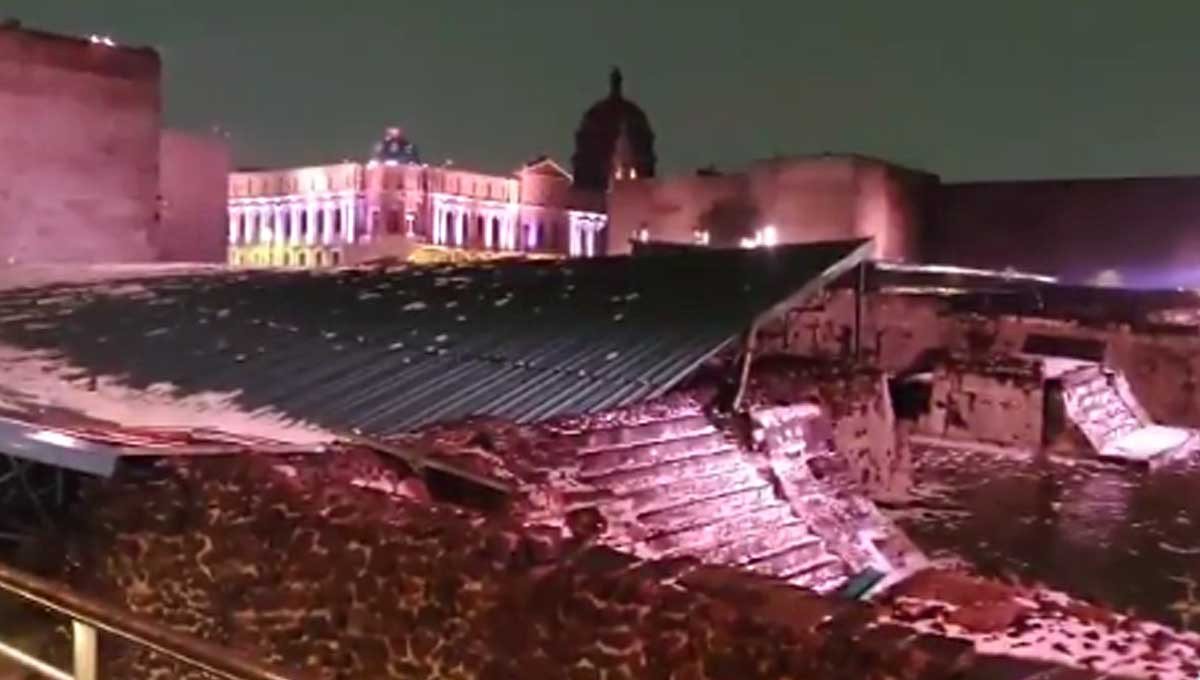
[0, 240, 869, 436]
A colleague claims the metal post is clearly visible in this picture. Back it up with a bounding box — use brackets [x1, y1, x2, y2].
[731, 327, 758, 413]
[854, 262, 865, 364]
[72, 621, 98, 680]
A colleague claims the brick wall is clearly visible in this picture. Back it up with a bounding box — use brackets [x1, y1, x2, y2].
[607, 156, 933, 259]
[157, 129, 230, 262]
[0, 26, 160, 263]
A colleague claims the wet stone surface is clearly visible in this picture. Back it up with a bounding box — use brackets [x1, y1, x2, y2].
[888, 446, 1200, 631]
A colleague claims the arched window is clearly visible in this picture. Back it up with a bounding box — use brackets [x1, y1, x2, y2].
[332, 208, 342, 236]
[387, 210, 401, 234]
[476, 215, 486, 246]
[458, 213, 469, 246]
[298, 211, 308, 240]
[491, 217, 502, 250]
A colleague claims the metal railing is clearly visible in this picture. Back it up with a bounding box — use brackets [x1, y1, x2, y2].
[0, 562, 313, 680]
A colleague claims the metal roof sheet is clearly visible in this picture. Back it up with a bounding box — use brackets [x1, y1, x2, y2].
[0, 240, 869, 435]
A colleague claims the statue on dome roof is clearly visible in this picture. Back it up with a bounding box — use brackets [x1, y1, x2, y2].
[371, 127, 421, 165]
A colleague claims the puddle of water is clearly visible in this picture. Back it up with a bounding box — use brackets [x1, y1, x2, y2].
[886, 446, 1200, 631]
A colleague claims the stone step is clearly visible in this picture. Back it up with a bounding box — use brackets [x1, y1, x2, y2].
[780, 556, 848, 590]
[704, 523, 823, 566]
[638, 485, 778, 535]
[578, 431, 729, 475]
[580, 450, 746, 494]
[644, 502, 797, 555]
[568, 414, 713, 451]
[612, 467, 766, 515]
[739, 536, 830, 577]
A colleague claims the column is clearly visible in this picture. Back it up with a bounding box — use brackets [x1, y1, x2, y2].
[342, 199, 354, 244]
[241, 211, 255, 248]
[433, 205, 443, 244]
[306, 202, 318, 245]
[250, 206, 261, 245]
[270, 206, 280, 245]
[287, 203, 298, 245]
[228, 207, 241, 246]
[484, 211, 493, 250]
[322, 203, 335, 244]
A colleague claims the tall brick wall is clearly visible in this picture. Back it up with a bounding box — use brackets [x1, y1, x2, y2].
[0, 25, 160, 263]
[158, 129, 230, 261]
[607, 156, 934, 260]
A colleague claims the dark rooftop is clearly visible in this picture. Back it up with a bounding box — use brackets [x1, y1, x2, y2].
[0, 240, 869, 436]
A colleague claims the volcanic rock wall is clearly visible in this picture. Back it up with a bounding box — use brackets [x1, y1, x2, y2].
[45, 451, 949, 680]
[0, 25, 159, 263]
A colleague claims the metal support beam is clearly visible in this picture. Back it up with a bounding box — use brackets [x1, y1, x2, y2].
[0, 455, 70, 538]
[0, 637, 73, 680]
[0, 562, 313, 680]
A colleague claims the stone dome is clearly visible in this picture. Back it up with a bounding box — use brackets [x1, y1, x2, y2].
[371, 127, 421, 164]
[571, 68, 656, 191]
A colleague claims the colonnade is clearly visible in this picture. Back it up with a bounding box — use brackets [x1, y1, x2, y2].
[228, 194, 359, 247]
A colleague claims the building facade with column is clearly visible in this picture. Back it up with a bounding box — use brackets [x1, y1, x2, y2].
[228, 129, 608, 268]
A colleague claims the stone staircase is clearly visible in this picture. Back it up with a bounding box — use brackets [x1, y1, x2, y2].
[554, 411, 903, 593]
[1060, 365, 1197, 466]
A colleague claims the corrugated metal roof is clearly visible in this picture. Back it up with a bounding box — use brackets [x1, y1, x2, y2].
[0, 240, 869, 435]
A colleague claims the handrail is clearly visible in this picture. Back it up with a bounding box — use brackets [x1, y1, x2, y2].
[0, 561, 314, 680]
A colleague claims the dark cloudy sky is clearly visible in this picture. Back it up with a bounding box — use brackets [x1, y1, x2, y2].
[11, 2, 1199, 180]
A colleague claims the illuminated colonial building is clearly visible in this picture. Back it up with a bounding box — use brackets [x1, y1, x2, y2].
[228, 128, 608, 267]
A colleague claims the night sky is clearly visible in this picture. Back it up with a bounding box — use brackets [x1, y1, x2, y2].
[11, 2, 1200, 180]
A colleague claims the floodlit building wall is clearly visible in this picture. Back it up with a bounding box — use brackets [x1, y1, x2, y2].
[608, 155, 935, 260]
[0, 24, 160, 263]
[158, 129, 230, 262]
[227, 158, 606, 267]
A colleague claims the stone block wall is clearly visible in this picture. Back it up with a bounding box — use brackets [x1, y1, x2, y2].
[742, 359, 913, 502]
[920, 354, 1045, 450]
[0, 26, 160, 263]
[776, 289, 1200, 428]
